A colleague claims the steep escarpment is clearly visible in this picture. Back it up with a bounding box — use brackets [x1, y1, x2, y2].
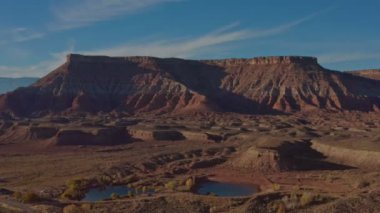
[0, 54, 379, 117]
[0, 55, 217, 117]
[208, 57, 380, 112]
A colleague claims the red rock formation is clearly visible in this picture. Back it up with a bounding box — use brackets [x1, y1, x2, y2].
[0, 54, 379, 117]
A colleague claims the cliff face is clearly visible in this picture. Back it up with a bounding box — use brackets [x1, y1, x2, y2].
[0, 54, 379, 117]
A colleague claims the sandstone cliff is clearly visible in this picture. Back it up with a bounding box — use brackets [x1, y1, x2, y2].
[0, 54, 379, 117]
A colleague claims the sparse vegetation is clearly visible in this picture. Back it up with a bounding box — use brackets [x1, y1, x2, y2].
[111, 192, 120, 200]
[185, 178, 194, 191]
[13, 191, 41, 203]
[97, 174, 113, 186]
[299, 192, 314, 207]
[281, 191, 319, 210]
[165, 180, 177, 191]
[63, 204, 92, 213]
[61, 178, 89, 200]
[272, 183, 281, 191]
[272, 200, 286, 213]
[128, 190, 134, 197]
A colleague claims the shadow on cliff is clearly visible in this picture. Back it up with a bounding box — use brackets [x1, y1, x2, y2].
[162, 59, 285, 115]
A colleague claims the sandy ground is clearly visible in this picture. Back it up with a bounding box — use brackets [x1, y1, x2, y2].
[0, 112, 379, 212]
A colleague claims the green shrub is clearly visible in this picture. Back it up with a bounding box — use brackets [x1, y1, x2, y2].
[111, 193, 120, 200]
[165, 180, 177, 191]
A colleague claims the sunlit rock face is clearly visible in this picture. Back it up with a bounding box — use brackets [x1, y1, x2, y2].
[0, 54, 379, 117]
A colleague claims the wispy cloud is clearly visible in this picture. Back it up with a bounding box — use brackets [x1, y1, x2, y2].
[81, 12, 322, 58]
[0, 8, 327, 77]
[81, 25, 251, 58]
[52, 0, 182, 30]
[0, 28, 45, 46]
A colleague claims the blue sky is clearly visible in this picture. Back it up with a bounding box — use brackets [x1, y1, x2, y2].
[0, 0, 379, 77]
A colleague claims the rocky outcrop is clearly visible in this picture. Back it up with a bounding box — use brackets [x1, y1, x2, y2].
[311, 140, 380, 169]
[0, 54, 379, 117]
[29, 127, 59, 139]
[55, 127, 130, 145]
[228, 147, 295, 172]
[128, 129, 185, 141]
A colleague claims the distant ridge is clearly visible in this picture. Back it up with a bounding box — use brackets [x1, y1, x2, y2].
[348, 69, 380, 81]
[0, 77, 38, 95]
[0, 54, 379, 117]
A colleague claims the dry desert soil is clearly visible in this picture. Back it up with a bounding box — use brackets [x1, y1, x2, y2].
[0, 55, 379, 213]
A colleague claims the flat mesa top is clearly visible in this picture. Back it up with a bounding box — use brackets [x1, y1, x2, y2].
[66, 54, 318, 65]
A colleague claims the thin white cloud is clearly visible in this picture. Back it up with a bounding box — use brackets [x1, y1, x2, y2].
[81, 27, 251, 58]
[52, 0, 182, 30]
[0, 28, 45, 46]
[0, 9, 327, 77]
[81, 13, 321, 58]
[319, 52, 380, 64]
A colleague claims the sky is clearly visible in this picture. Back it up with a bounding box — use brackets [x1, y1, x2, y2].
[0, 0, 379, 77]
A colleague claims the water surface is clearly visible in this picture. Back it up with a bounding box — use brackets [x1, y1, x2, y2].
[196, 181, 256, 197]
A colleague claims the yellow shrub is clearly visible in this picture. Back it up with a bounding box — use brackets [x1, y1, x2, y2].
[185, 178, 194, 191]
[165, 180, 177, 191]
[300, 192, 314, 207]
[272, 183, 281, 191]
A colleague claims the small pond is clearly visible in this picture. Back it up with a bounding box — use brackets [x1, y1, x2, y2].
[196, 181, 257, 197]
[82, 185, 154, 202]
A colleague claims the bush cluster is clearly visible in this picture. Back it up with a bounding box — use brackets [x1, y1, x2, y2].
[13, 191, 40, 203]
[61, 178, 89, 200]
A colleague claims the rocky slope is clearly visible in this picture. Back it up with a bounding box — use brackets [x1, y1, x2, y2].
[348, 69, 380, 81]
[0, 54, 379, 117]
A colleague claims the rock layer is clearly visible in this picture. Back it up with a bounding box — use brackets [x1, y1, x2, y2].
[0, 54, 379, 117]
